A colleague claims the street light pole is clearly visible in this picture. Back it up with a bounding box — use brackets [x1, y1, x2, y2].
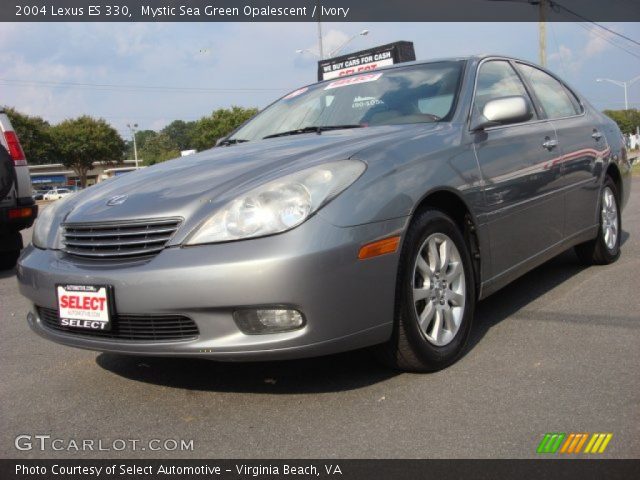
[297, 29, 369, 60]
[127, 123, 139, 169]
[596, 75, 640, 110]
[329, 30, 369, 58]
[317, 17, 324, 60]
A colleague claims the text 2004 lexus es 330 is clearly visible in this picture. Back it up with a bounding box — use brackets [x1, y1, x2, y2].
[18, 56, 631, 372]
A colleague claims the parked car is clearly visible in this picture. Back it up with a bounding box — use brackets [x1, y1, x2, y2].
[32, 190, 47, 201]
[17, 56, 631, 371]
[42, 188, 73, 201]
[0, 110, 37, 270]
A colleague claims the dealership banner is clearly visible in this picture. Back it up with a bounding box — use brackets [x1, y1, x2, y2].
[317, 42, 416, 81]
[1, 0, 638, 22]
[3, 459, 640, 480]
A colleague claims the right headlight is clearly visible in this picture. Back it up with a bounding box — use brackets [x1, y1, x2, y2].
[186, 160, 365, 245]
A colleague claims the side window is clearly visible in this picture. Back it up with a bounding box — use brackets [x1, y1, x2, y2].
[517, 63, 581, 118]
[474, 60, 533, 119]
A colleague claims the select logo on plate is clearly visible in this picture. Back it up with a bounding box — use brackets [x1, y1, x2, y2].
[57, 285, 111, 331]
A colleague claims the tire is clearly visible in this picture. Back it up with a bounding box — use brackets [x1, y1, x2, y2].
[575, 177, 621, 265]
[0, 231, 23, 270]
[376, 209, 476, 372]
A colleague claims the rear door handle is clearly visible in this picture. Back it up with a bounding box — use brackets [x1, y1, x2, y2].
[542, 138, 558, 150]
[592, 130, 603, 141]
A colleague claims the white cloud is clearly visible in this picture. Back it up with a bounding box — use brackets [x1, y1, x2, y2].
[549, 26, 614, 73]
[584, 29, 614, 57]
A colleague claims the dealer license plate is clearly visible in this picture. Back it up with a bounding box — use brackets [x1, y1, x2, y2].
[56, 285, 112, 331]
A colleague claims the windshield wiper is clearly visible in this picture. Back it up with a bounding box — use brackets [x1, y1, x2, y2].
[262, 124, 363, 140]
[218, 138, 249, 146]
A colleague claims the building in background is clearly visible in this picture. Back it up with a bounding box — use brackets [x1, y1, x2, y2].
[29, 160, 141, 189]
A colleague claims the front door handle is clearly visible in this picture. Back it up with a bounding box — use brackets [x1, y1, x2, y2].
[592, 130, 603, 141]
[542, 138, 558, 150]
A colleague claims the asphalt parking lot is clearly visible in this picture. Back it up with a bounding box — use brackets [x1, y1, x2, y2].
[1, 177, 639, 459]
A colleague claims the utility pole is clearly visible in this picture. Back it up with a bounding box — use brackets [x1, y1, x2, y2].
[538, 0, 547, 67]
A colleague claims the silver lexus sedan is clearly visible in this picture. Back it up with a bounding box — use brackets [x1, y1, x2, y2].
[17, 55, 631, 371]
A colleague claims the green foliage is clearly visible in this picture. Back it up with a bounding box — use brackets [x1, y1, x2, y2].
[3, 107, 59, 164]
[138, 106, 258, 165]
[5, 105, 258, 173]
[135, 129, 159, 150]
[50, 116, 125, 187]
[161, 120, 196, 151]
[603, 109, 640, 135]
[124, 129, 158, 160]
[139, 133, 180, 166]
[190, 106, 258, 151]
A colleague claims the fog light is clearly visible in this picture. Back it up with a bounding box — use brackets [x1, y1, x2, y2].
[233, 309, 305, 334]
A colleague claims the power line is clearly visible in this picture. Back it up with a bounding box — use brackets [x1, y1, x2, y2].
[575, 22, 640, 60]
[551, 1, 640, 48]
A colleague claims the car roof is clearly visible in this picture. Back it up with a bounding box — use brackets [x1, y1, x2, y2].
[308, 54, 545, 90]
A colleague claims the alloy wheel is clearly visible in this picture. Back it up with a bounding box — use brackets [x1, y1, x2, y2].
[412, 233, 466, 346]
[601, 186, 618, 251]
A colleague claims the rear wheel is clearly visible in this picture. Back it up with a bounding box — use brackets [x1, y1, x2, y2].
[376, 210, 476, 372]
[575, 177, 621, 265]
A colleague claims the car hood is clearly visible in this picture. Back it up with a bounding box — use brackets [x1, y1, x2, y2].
[64, 124, 437, 220]
[54, 123, 447, 243]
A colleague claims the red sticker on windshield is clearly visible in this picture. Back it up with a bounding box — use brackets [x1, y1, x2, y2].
[284, 87, 308, 99]
[325, 73, 383, 90]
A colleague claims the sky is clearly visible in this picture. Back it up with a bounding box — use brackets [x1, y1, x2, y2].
[1, 21, 639, 139]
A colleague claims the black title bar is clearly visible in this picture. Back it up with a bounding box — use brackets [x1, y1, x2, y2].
[1, 0, 639, 22]
[3, 459, 640, 480]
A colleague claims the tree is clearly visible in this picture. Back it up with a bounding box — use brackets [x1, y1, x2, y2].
[134, 129, 159, 150]
[139, 133, 180, 165]
[603, 109, 640, 135]
[190, 106, 258, 151]
[3, 107, 59, 164]
[161, 120, 197, 151]
[50, 116, 125, 187]
[123, 129, 158, 160]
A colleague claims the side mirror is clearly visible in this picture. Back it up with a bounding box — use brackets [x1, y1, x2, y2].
[471, 95, 532, 131]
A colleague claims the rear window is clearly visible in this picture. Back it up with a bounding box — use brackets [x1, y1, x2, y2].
[517, 63, 582, 118]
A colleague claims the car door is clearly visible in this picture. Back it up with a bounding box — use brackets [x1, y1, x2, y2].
[471, 60, 564, 280]
[516, 62, 604, 237]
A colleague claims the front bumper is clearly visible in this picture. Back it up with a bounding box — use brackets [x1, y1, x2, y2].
[18, 215, 406, 361]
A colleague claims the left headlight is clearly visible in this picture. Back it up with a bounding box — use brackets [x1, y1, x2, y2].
[32, 195, 73, 249]
[186, 160, 366, 245]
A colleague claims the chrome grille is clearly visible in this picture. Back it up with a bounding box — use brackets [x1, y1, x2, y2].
[38, 307, 199, 342]
[62, 218, 181, 259]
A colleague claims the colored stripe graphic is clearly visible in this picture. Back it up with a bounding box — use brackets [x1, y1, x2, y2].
[537, 433, 565, 453]
[584, 433, 613, 454]
[539, 433, 613, 454]
[559, 433, 589, 454]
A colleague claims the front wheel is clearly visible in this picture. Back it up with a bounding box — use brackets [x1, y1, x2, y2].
[376, 210, 476, 372]
[575, 177, 621, 265]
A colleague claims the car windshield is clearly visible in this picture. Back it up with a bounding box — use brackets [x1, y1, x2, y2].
[229, 61, 464, 142]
